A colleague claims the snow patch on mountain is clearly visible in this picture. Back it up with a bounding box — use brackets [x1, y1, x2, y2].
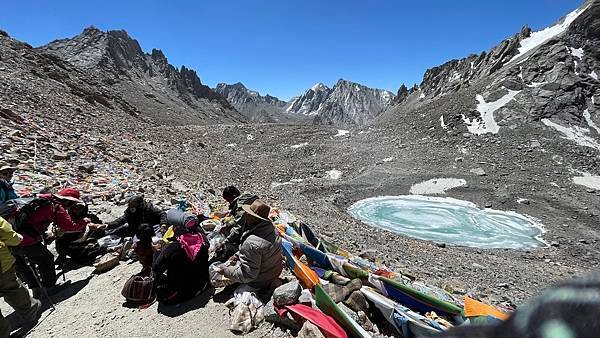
[463, 89, 520, 135]
[326, 170, 342, 180]
[410, 178, 467, 195]
[542, 119, 600, 151]
[509, 4, 590, 63]
[569, 47, 584, 59]
[591, 71, 598, 80]
[572, 174, 600, 190]
[583, 109, 600, 134]
[334, 129, 349, 137]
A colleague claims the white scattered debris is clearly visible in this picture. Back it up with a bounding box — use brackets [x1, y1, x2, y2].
[569, 47, 584, 59]
[516, 198, 530, 204]
[574, 60, 580, 75]
[290, 142, 309, 149]
[591, 71, 598, 80]
[542, 118, 600, 151]
[528, 81, 546, 88]
[382, 157, 393, 163]
[463, 89, 520, 135]
[419, 93, 425, 99]
[583, 109, 600, 134]
[509, 5, 590, 63]
[325, 170, 342, 180]
[271, 178, 304, 189]
[225, 143, 236, 147]
[440, 115, 447, 129]
[271, 181, 293, 188]
[409, 178, 467, 195]
[334, 129, 349, 137]
[246, 134, 254, 141]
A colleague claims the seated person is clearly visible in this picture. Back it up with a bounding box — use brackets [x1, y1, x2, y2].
[132, 223, 161, 275]
[54, 188, 105, 265]
[153, 209, 209, 305]
[215, 186, 258, 261]
[218, 200, 283, 292]
[91, 195, 167, 239]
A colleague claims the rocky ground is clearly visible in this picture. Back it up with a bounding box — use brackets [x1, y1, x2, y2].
[2, 118, 599, 337]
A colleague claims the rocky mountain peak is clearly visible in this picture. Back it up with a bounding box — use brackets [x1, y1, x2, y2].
[39, 27, 241, 125]
[286, 79, 394, 125]
[311, 82, 330, 92]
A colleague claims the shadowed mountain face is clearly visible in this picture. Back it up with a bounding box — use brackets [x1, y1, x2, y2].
[382, 0, 600, 153]
[41, 26, 244, 125]
[286, 80, 395, 125]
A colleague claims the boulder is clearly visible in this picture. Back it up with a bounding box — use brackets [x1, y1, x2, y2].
[344, 290, 369, 313]
[298, 321, 325, 338]
[273, 280, 302, 307]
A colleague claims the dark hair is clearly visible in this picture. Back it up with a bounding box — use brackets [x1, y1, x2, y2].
[136, 223, 155, 244]
[222, 186, 240, 200]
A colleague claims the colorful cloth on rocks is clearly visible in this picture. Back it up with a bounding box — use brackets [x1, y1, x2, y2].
[434, 273, 600, 338]
[280, 303, 348, 338]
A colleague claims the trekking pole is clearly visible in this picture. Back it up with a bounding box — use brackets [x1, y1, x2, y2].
[22, 255, 56, 311]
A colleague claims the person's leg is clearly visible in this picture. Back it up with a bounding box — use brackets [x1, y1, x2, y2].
[11, 249, 37, 289]
[0, 309, 9, 338]
[0, 266, 40, 324]
[26, 243, 57, 288]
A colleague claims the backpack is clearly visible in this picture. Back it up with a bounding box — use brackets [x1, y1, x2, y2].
[121, 273, 155, 305]
[12, 197, 54, 237]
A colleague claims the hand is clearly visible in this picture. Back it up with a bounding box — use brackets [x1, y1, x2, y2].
[228, 254, 239, 263]
[88, 223, 106, 230]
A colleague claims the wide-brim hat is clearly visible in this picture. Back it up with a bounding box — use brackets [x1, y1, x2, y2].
[0, 165, 17, 173]
[55, 187, 83, 203]
[242, 200, 271, 222]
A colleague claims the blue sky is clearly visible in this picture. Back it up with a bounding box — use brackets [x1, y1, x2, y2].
[1, 0, 581, 101]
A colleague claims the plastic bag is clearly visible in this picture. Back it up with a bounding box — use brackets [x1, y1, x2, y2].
[209, 262, 233, 288]
[229, 284, 264, 334]
[97, 235, 121, 249]
[208, 232, 226, 257]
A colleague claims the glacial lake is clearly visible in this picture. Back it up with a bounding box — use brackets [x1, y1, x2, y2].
[348, 195, 546, 249]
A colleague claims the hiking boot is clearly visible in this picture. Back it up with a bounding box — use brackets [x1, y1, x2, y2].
[22, 298, 42, 322]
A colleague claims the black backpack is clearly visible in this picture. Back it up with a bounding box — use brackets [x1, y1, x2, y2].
[12, 197, 54, 237]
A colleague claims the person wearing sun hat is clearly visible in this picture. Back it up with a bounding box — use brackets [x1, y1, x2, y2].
[0, 164, 19, 203]
[11, 188, 82, 294]
[219, 200, 283, 292]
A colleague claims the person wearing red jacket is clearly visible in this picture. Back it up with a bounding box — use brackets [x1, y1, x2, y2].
[12, 189, 81, 293]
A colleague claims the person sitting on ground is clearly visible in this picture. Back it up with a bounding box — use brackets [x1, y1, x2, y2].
[11, 190, 82, 296]
[54, 188, 105, 265]
[217, 200, 282, 293]
[216, 186, 258, 261]
[133, 223, 160, 276]
[153, 209, 209, 305]
[91, 195, 167, 239]
[0, 216, 41, 337]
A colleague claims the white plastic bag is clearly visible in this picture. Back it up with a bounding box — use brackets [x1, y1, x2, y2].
[209, 262, 233, 288]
